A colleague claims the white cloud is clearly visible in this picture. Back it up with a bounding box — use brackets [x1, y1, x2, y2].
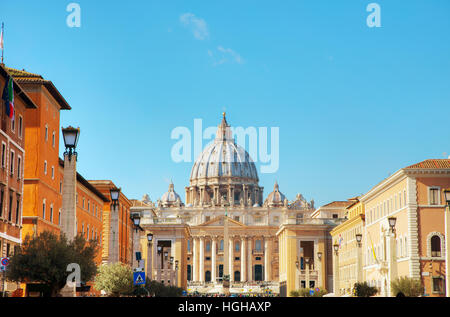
[180, 13, 209, 40]
[208, 46, 244, 66]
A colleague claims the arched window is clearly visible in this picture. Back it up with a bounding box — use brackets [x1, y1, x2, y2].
[206, 241, 211, 252]
[219, 240, 224, 251]
[431, 235, 441, 257]
[255, 240, 262, 251]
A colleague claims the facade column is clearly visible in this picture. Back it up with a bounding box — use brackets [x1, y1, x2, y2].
[199, 237, 205, 282]
[247, 236, 253, 281]
[241, 237, 246, 282]
[193, 237, 198, 282]
[333, 249, 339, 295]
[388, 231, 397, 297]
[264, 237, 270, 281]
[229, 236, 234, 282]
[212, 237, 217, 283]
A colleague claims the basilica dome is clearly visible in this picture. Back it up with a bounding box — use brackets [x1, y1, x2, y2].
[190, 113, 259, 186]
[160, 182, 182, 207]
[264, 182, 286, 207]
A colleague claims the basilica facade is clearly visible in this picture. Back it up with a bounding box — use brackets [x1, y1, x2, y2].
[131, 114, 344, 295]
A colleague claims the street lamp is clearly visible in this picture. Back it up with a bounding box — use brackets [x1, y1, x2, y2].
[388, 217, 397, 234]
[61, 126, 80, 160]
[443, 189, 450, 206]
[131, 213, 141, 233]
[147, 233, 153, 244]
[157, 246, 162, 254]
[333, 243, 339, 255]
[110, 187, 120, 206]
[355, 233, 362, 247]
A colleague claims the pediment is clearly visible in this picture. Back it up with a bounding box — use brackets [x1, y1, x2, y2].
[199, 215, 246, 227]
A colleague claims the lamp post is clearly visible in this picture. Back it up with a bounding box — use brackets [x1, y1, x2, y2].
[175, 260, 179, 287]
[333, 243, 340, 295]
[147, 233, 153, 280]
[157, 245, 162, 282]
[305, 257, 310, 289]
[317, 251, 323, 289]
[108, 187, 121, 264]
[443, 189, 450, 297]
[387, 217, 397, 297]
[60, 126, 80, 242]
[131, 213, 143, 270]
[355, 233, 363, 284]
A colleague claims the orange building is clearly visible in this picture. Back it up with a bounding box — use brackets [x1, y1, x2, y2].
[0, 65, 37, 258]
[6, 67, 71, 238]
[88, 180, 133, 265]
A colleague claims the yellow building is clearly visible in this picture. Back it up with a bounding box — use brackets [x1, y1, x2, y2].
[330, 198, 365, 295]
[360, 159, 450, 297]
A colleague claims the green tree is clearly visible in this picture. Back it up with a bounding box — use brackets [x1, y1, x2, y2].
[6, 231, 98, 297]
[353, 282, 378, 297]
[391, 276, 424, 297]
[145, 279, 184, 297]
[94, 262, 134, 296]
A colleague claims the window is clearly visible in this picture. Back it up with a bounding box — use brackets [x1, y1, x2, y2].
[0, 188, 4, 218]
[11, 116, 14, 132]
[58, 209, 61, 226]
[15, 198, 20, 224]
[18, 116, 23, 138]
[50, 204, 53, 222]
[429, 187, 440, 205]
[42, 200, 46, 219]
[235, 241, 240, 252]
[44, 160, 47, 175]
[60, 181, 62, 194]
[234, 216, 240, 222]
[431, 235, 441, 257]
[255, 240, 262, 251]
[45, 124, 48, 141]
[205, 216, 210, 222]
[17, 156, 21, 179]
[432, 277, 444, 294]
[205, 241, 211, 252]
[52, 131, 55, 147]
[332, 214, 338, 219]
[187, 240, 191, 252]
[1, 143, 5, 168]
[8, 194, 12, 222]
[219, 239, 224, 251]
[51, 166, 54, 179]
[9, 151, 14, 176]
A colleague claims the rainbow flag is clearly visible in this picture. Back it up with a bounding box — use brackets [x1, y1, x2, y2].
[2, 76, 14, 119]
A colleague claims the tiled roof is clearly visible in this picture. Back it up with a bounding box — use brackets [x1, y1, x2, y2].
[405, 159, 450, 169]
[5, 67, 71, 110]
[322, 201, 353, 208]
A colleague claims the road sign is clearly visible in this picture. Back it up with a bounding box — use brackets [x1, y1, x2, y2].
[133, 271, 145, 285]
[1, 258, 9, 266]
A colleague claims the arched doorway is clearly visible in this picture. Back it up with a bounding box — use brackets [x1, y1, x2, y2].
[234, 271, 241, 282]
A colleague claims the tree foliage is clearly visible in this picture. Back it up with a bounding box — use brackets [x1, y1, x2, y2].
[144, 279, 184, 297]
[353, 282, 378, 297]
[94, 262, 134, 296]
[6, 231, 98, 297]
[391, 276, 424, 297]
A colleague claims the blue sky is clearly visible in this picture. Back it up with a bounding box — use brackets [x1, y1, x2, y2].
[2, 0, 450, 207]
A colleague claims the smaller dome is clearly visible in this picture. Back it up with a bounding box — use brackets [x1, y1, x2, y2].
[264, 182, 286, 207]
[160, 182, 183, 207]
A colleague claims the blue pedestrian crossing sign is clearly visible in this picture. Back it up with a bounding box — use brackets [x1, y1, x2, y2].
[133, 271, 146, 285]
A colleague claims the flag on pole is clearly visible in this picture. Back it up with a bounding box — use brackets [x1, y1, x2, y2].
[368, 232, 378, 262]
[0, 24, 3, 51]
[2, 76, 14, 119]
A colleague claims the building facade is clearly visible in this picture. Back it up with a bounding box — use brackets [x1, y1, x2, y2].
[131, 114, 342, 295]
[0, 65, 37, 294]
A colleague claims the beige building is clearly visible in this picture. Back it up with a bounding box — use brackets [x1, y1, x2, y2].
[333, 159, 450, 297]
[131, 114, 343, 295]
[330, 198, 365, 295]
